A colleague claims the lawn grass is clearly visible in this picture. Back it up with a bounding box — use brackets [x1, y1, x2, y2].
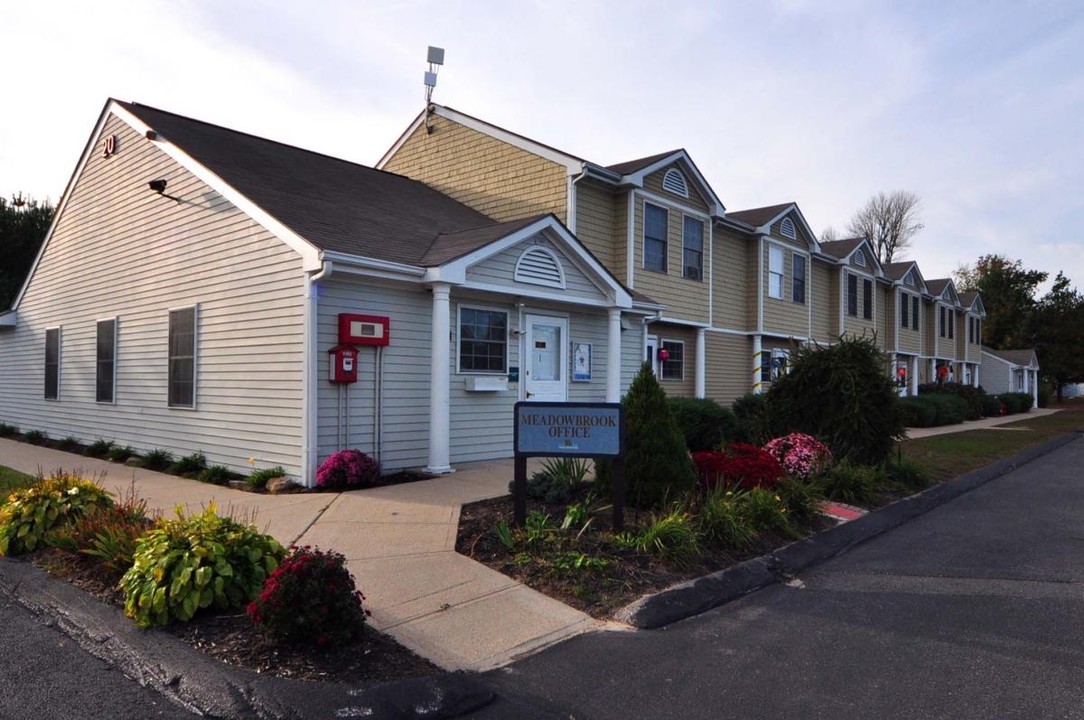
[0, 465, 37, 496]
[899, 402, 1084, 483]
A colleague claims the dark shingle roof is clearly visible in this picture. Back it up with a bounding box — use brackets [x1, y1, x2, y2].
[926, 279, 951, 296]
[118, 101, 496, 265]
[419, 216, 545, 266]
[605, 150, 683, 176]
[882, 261, 915, 281]
[983, 347, 1037, 366]
[725, 203, 794, 228]
[820, 238, 865, 259]
[959, 291, 980, 307]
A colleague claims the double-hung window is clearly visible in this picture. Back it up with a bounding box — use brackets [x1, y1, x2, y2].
[939, 306, 946, 338]
[900, 292, 909, 328]
[912, 296, 919, 330]
[862, 279, 873, 320]
[644, 203, 668, 273]
[768, 246, 784, 299]
[458, 307, 508, 373]
[168, 307, 197, 408]
[44, 327, 60, 400]
[660, 340, 684, 381]
[847, 274, 858, 316]
[948, 310, 954, 339]
[96, 318, 117, 404]
[682, 217, 703, 281]
[792, 255, 806, 304]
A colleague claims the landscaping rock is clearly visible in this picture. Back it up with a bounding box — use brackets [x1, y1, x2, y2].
[227, 480, 248, 491]
[265, 477, 296, 494]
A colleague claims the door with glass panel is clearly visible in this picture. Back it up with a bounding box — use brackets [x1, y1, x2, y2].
[524, 315, 568, 402]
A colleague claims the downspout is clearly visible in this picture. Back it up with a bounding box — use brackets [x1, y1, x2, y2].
[302, 260, 332, 487]
[568, 165, 588, 234]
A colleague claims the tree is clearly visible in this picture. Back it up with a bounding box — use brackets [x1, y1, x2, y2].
[820, 226, 839, 243]
[0, 194, 54, 309]
[954, 255, 1046, 350]
[846, 190, 923, 263]
[1030, 272, 1084, 402]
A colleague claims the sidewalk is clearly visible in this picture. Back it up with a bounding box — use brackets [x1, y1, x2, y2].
[905, 407, 1058, 439]
[0, 439, 600, 672]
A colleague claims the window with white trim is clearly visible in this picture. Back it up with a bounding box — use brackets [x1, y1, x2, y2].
[863, 279, 873, 320]
[682, 216, 703, 281]
[458, 307, 508, 373]
[643, 203, 668, 273]
[662, 169, 689, 198]
[770, 348, 790, 381]
[792, 254, 806, 304]
[44, 327, 60, 400]
[768, 245, 784, 299]
[847, 274, 858, 316]
[900, 291, 909, 328]
[168, 307, 196, 408]
[96, 318, 117, 404]
[939, 306, 946, 338]
[948, 309, 954, 339]
[660, 340, 684, 381]
[912, 296, 919, 330]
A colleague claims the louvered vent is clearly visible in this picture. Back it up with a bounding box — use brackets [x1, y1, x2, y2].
[854, 249, 866, 266]
[904, 271, 915, 286]
[515, 246, 566, 289]
[780, 217, 797, 239]
[662, 168, 689, 198]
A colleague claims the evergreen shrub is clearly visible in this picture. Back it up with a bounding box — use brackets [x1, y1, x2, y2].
[980, 394, 1002, 417]
[1001, 392, 1033, 414]
[667, 397, 737, 451]
[918, 382, 985, 420]
[731, 393, 777, 446]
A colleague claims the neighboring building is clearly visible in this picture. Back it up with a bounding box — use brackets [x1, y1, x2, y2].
[980, 348, 1040, 408]
[0, 100, 644, 484]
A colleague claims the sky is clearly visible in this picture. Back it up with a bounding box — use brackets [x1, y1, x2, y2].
[2, 0, 1082, 292]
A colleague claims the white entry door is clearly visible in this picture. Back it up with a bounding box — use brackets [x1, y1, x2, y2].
[524, 315, 568, 402]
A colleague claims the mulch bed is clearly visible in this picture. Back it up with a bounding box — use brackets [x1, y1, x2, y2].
[455, 493, 832, 619]
[31, 550, 440, 685]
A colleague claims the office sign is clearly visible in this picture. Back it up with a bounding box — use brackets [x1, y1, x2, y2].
[514, 402, 624, 458]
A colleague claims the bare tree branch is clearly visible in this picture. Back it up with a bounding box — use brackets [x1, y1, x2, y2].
[820, 226, 839, 243]
[846, 190, 924, 263]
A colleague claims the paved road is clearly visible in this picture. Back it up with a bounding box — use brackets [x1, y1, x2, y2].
[0, 594, 196, 719]
[474, 435, 1084, 719]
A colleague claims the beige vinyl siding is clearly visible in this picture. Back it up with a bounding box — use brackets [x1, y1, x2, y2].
[712, 228, 750, 330]
[382, 115, 568, 223]
[0, 113, 306, 477]
[705, 331, 749, 403]
[466, 234, 607, 303]
[643, 166, 710, 212]
[875, 284, 888, 351]
[897, 290, 922, 355]
[654, 323, 697, 397]
[761, 242, 809, 338]
[631, 195, 710, 322]
[747, 238, 761, 328]
[768, 217, 811, 252]
[925, 301, 938, 355]
[574, 183, 616, 267]
[841, 271, 878, 340]
[613, 193, 630, 286]
[810, 261, 835, 342]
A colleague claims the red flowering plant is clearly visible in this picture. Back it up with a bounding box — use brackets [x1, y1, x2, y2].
[692, 443, 785, 492]
[247, 545, 370, 647]
[316, 449, 380, 489]
[762, 433, 833, 481]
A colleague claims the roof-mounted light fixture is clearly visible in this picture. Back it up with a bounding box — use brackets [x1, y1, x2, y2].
[424, 45, 445, 134]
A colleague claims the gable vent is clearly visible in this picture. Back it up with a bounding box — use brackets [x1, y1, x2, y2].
[662, 168, 689, 198]
[515, 246, 566, 289]
[854, 249, 866, 267]
[904, 271, 915, 286]
[780, 217, 797, 239]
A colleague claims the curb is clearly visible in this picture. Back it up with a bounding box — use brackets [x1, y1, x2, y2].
[615, 431, 1083, 630]
[0, 559, 494, 720]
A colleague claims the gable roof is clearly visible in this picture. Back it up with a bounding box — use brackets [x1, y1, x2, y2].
[119, 101, 496, 266]
[958, 291, 986, 316]
[819, 238, 865, 259]
[882, 261, 914, 281]
[726, 203, 793, 228]
[982, 347, 1038, 367]
[605, 150, 684, 176]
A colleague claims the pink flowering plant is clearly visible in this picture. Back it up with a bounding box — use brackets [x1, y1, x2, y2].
[316, 449, 380, 489]
[247, 545, 369, 647]
[762, 433, 833, 481]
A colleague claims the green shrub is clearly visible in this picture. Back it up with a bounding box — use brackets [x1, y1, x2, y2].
[511, 470, 575, 505]
[247, 466, 286, 490]
[141, 449, 174, 472]
[899, 397, 937, 427]
[197, 465, 236, 485]
[23, 430, 47, 445]
[0, 473, 115, 556]
[668, 397, 738, 451]
[614, 509, 701, 565]
[0, 423, 19, 438]
[87, 439, 115, 458]
[731, 393, 777, 446]
[107, 445, 137, 463]
[595, 363, 697, 509]
[247, 546, 368, 647]
[120, 503, 284, 628]
[885, 456, 930, 491]
[58, 436, 83, 452]
[696, 487, 755, 549]
[925, 394, 967, 425]
[980, 394, 1002, 417]
[1001, 392, 1033, 414]
[48, 484, 153, 575]
[815, 461, 885, 504]
[768, 336, 904, 466]
[918, 382, 986, 420]
[773, 477, 825, 524]
[170, 451, 207, 478]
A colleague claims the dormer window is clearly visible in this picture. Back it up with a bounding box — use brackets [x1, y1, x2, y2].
[662, 169, 689, 198]
[854, 249, 866, 267]
[780, 217, 796, 239]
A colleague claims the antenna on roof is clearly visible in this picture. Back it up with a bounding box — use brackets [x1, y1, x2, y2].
[424, 46, 445, 134]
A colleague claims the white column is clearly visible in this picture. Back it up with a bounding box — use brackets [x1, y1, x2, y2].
[606, 308, 622, 403]
[426, 283, 453, 474]
[911, 356, 919, 396]
[974, 363, 980, 388]
[752, 335, 763, 394]
[695, 328, 706, 399]
[1032, 370, 1039, 408]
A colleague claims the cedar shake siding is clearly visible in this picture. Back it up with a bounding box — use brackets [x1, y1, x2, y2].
[712, 227, 751, 331]
[0, 114, 306, 476]
[631, 195, 710, 323]
[574, 183, 617, 267]
[705, 331, 750, 403]
[381, 114, 568, 224]
[643, 166, 710, 213]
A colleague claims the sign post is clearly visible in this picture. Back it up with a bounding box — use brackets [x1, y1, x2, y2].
[513, 402, 626, 531]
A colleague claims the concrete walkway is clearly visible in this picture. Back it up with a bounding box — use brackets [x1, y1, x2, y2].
[905, 407, 1058, 439]
[0, 439, 600, 672]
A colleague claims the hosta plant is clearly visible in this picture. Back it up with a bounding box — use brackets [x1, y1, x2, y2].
[0, 473, 114, 556]
[121, 503, 284, 628]
[316, 449, 380, 489]
[48, 483, 154, 575]
[247, 545, 369, 646]
[763, 433, 833, 481]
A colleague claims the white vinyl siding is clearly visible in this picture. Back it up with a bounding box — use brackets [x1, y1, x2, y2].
[465, 234, 607, 303]
[0, 113, 306, 479]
